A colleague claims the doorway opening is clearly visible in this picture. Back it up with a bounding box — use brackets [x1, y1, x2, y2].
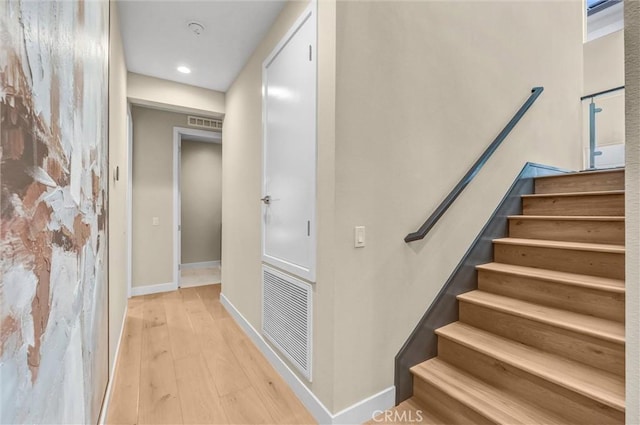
[173, 126, 223, 288]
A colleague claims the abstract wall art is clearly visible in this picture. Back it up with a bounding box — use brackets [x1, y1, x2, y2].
[0, 0, 109, 423]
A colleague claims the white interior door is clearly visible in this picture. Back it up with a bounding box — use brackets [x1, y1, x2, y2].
[262, 5, 317, 282]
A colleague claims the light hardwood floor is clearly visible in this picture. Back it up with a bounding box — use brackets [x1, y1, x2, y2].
[181, 266, 221, 287]
[106, 285, 316, 425]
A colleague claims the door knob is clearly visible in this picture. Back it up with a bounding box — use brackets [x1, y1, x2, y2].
[261, 195, 271, 205]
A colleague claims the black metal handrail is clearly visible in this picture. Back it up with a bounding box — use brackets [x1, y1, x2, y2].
[405, 87, 544, 243]
[581, 85, 625, 101]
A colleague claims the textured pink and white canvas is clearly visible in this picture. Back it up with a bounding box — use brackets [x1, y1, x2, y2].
[0, 0, 109, 423]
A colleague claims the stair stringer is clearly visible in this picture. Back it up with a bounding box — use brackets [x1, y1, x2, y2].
[394, 162, 568, 404]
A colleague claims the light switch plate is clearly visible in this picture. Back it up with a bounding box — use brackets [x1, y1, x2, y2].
[152, 217, 160, 226]
[355, 226, 365, 248]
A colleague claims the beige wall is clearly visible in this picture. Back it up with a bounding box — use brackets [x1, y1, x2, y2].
[223, 0, 310, 337]
[132, 107, 220, 287]
[583, 30, 625, 153]
[330, 1, 583, 411]
[584, 30, 624, 95]
[128, 72, 225, 118]
[223, 0, 582, 415]
[222, 0, 341, 409]
[624, 2, 640, 423]
[108, 0, 129, 369]
[181, 140, 222, 264]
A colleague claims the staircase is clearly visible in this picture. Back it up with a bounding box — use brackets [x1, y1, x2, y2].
[388, 169, 625, 424]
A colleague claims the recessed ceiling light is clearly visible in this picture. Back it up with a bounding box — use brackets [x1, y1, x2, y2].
[177, 66, 191, 74]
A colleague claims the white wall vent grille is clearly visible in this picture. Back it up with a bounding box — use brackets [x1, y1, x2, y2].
[187, 115, 223, 131]
[262, 265, 312, 380]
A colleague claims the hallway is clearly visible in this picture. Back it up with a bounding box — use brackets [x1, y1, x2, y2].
[106, 285, 315, 424]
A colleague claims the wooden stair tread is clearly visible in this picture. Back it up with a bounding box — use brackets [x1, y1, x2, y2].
[457, 290, 624, 344]
[534, 168, 624, 179]
[522, 190, 624, 198]
[411, 359, 567, 424]
[493, 237, 625, 254]
[508, 215, 624, 221]
[435, 322, 625, 412]
[476, 262, 625, 293]
[400, 399, 443, 424]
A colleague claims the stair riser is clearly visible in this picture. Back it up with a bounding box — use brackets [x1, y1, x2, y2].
[437, 337, 624, 424]
[535, 172, 624, 194]
[522, 194, 624, 216]
[412, 377, 494, 425]
[493, 244, 624, 280]
[477, 270, 625, 322]
[508, 218, 624, 245]
[459, 303, 625, 376]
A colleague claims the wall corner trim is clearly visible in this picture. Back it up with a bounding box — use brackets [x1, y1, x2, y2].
[130, 281, 178, 297]
[220, 293, 395, 424]
[97, 306, 128, 425]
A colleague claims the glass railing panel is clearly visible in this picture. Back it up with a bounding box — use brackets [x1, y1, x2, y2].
[582, 88, 625, 169]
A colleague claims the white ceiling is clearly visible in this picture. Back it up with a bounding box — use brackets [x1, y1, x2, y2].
[117, 0, 287, 92]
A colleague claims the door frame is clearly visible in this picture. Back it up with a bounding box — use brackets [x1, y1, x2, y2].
[126, 103, 133, 298]
[261, 1, 318, 282]
[172, 126, 222, 288]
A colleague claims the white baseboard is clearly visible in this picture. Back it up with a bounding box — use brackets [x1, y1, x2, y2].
[220, 293, 395, 424]
[131, 281, 177, 297]
[98, 306, 128, 425]
[332, 387, 396, 425]
[181, 260, 220, 270]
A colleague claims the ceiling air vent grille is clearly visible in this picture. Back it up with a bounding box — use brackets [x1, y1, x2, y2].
[187, 115, 223, 130]
[262, 265, 312, 380]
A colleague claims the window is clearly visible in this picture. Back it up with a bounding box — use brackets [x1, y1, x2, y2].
[586, 0, 623, 42]
[587, 0, 619, 16]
